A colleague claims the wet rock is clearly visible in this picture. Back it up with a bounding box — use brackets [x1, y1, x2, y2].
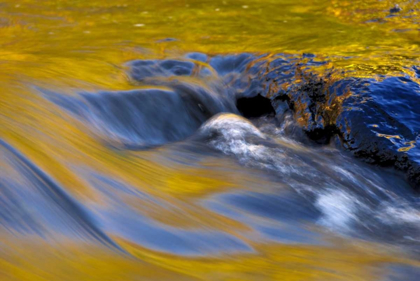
[297, 76, 420, 189]
[276, 74, 420, 189]
[390, 4, 402, 14]
[223, 54, 420, 189]
[332, 77, 420, 188]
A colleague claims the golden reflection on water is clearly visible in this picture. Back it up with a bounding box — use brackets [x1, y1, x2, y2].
[1, 0, 420, 280]
[2, 234, 418, 281]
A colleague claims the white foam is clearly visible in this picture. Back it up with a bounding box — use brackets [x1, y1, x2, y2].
[315, 190, 359, 232]
[200, 114, 292, 173]
[378, 204, 420, 226]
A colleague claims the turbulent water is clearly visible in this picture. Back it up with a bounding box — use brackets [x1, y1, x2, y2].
[1, 1, 420, 280]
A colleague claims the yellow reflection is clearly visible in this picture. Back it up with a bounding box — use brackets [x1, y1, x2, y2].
[3, 234, 419, 281]
[1, 0, 420, 280]
[398, 140, 416, 152]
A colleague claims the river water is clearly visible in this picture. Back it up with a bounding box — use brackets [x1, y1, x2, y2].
[1, 1, 420, 280]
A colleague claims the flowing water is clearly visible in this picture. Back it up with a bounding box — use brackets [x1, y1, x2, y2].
[1, 1, 420, 280]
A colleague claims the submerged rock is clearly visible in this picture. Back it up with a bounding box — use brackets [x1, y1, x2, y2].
[195, 113, 266, 143]
[129, 59, 195, 81]
[42, 85, 237, 149]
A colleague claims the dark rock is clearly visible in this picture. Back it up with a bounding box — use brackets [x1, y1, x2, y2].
[280, 74, 420, 189]
[390, 4, 402, 14]
[334, 77, 420, 186]
[221, 53, 420, 189]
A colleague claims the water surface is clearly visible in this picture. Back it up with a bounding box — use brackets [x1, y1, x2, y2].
[1, 1, 420, 280]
